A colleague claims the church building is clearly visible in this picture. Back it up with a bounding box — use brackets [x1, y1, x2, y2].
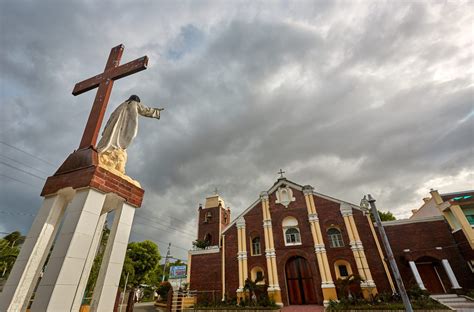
[186, 177, 474, 306]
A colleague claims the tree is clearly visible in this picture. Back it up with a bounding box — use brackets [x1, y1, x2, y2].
[84, 225, 110, 300]
[0, 231, 25, 278]
[124, 240, 161, 286]
[370, 210, 396, 222]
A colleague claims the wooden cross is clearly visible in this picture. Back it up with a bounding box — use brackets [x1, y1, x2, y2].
[278, 169, 286, 178]
[72, 44, 148, 149]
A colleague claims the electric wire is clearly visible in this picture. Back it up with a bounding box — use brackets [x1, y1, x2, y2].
[0, 174, 40, 188]
[0, 154, 51, 176]
[0, 161, 46, 181]
[0, 141, 56, 167]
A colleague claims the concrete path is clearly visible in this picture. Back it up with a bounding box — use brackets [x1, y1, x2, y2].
[281, 305, 325, 312]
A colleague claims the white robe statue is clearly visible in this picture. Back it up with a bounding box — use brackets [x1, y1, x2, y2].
[96, 95, 163, 180]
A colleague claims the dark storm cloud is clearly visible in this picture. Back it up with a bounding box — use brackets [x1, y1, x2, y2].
[1, 0, 472, 259]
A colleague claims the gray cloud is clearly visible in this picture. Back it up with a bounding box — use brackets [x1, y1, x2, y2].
[1, 0, 472, 259]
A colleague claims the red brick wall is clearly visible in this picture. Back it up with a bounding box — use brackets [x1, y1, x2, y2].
[190, 252, 222, 292]
[382, 219, 474, 291]
[224, 225, 239, 298]
[453, 229, 474, 262]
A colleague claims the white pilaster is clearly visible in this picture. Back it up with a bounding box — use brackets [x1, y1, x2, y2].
[441, 259, 461, 289]
[408, 261, 426, 290]
[31, 188, 107, 311]
[91, 201, 135, 312]
[0, 188, 74, 312]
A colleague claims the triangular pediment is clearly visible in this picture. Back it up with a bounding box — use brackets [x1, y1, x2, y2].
[223, 177, 364, 234]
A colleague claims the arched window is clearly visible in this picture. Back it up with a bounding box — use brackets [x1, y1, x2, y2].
[285, 228, 301, 244]
[204, 211, 212, 223]
[251, 237, 261, 256]
[327, 228, 344, 248]
[250, 266, 265, 284]
[334, 259, 353, 279]
[283, 216, 301, 246]
[204, 233, 212, 245]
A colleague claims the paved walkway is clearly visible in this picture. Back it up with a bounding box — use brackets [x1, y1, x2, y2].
[281, 305, 325, 312]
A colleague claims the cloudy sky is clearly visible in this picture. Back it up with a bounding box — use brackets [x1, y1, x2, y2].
[1, 0, 472, 260]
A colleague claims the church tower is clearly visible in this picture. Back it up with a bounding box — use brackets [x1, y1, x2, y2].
[197, 194, 230, 246]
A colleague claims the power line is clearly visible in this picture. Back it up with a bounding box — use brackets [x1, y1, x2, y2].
[0, 141, 56, 167]
[0, 161, 46, 181]
[130, 227, 190, 252]
[0, 154, 51, 175]
[133, 219, 195, 240]
[0, 173, 40, 188]
[134, 215, 196, 238]
[0, 210, 193, 252]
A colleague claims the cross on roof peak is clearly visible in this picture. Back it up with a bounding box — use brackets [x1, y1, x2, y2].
[213, 187, 219, 195]
[278, 169, 286, 179]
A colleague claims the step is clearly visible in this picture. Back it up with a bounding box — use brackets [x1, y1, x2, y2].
[439, 297, 468, 303]
[449, 302, 474, 308]
[431, 294, 459, 299]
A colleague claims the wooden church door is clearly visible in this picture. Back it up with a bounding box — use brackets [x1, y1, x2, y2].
[417, 263, 446, 294]
[285, 256, 317, 304]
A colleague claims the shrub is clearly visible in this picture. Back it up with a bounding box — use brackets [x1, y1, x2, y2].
[156, 281, 172, 299]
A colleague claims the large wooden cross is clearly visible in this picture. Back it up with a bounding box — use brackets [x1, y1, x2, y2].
[73, 44, 148, 149]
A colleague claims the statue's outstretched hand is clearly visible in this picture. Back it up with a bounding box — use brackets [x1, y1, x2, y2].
[158, 108, 165, 111]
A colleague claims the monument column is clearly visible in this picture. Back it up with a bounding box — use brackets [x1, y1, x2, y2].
[90, 200, 136, 311]
[30, 188, 107, 311]
[0, 188, 74, 312]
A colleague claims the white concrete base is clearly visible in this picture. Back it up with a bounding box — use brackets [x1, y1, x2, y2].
[1, 186, 137, 312]
[0, 187, 74, 312]
[90, 201, 135, 312]
[31, 188, 107, 311]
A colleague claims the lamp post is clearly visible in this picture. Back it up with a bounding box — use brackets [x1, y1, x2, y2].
[360, 194, 413, 312]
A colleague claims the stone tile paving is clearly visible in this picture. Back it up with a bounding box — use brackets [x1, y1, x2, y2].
[281, 305, 325, 312]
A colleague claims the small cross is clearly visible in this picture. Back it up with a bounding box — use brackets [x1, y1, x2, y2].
[278, 169, 286, 178]
[214, 187, 219, 195]
[72, 44, 148, 149]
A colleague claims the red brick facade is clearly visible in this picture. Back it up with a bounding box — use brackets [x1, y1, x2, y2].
[189, 178, 474, 306]
[382, 219, 474, 291]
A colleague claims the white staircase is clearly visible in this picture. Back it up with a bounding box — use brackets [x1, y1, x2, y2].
[431, 294, 474, 311]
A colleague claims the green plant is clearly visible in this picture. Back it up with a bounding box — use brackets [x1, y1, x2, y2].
[192, 239, 210, 249]
[156, 281, 172, 299]
[335, 274, 363, 299]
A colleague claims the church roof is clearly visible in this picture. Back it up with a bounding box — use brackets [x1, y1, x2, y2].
[222, 177, 364, 233]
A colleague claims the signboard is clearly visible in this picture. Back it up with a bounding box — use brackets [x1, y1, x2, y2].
[169, 265, 187, 279]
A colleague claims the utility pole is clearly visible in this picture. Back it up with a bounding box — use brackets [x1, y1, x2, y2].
[362, 194, 413, 312]
[162, 243, 171, 282]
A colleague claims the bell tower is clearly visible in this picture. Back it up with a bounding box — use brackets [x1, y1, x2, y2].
[197, 194, 230, 246]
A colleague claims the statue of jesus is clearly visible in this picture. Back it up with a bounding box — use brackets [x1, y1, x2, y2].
[96, 95, 163, 177]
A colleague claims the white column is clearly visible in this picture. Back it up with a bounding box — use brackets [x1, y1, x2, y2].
[408, 261, 426, 290]
[441, 259, 462, 289]
[31, 188, 107, 311]
[0, 187, 74, 312]
[70, 212, 107, 311]
[90, 202, 135, 312]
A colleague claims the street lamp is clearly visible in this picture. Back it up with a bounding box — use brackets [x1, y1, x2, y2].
[360, 194, 413, 312]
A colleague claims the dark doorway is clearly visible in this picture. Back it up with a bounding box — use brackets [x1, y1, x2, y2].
[416, 258, 446, 294]
[285, 256, 317, 304]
